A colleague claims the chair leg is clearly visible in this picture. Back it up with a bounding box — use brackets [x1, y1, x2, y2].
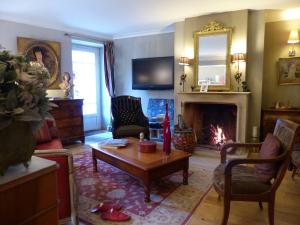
[221, 198, 230, 225]
[259, 201, 263, 210]
[292, 167, 297, 179]
[268, 196, 275, 225]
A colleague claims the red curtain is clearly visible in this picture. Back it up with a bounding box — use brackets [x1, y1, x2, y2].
[104, 42, 115, 97]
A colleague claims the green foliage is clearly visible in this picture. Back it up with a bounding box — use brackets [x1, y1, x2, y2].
[0, 50, 52, 131]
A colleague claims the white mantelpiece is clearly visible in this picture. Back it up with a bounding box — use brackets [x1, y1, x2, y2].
[175, 92, 251, 142]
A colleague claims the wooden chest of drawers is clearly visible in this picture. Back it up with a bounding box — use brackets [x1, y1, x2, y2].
[50, 99, 85, 144]
[261, 108, 300, 141]
[0, 157, 59, 225]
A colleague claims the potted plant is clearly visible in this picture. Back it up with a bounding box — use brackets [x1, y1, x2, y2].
[0, 50, 53, 174]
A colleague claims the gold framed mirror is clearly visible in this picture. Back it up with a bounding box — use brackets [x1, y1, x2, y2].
[194, 21, 232, 91]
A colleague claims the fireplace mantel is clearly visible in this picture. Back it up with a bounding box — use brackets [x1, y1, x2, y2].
[175, 92, 251, 142]
[177, 91, 251, 95]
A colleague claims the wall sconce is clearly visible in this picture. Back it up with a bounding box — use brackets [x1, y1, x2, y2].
[288, 30, 299, 57]
[232, 53, 246, 92]
[179, 56, 190, 92]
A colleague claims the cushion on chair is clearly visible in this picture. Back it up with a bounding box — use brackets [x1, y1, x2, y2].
[36, 139, 64, 150]
[213, 164, 271, 195]
[292, 151, 300, 167]
[46, 120, 59, 138]
[254, 133, 281, 183]
[115, 125, 149, 138]
[34, 121, 52, 144]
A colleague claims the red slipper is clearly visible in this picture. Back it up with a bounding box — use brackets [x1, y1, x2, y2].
[90, 202, 122, 213]
[101, 208, 131, 222]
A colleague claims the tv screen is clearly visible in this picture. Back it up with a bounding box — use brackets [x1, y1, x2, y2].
[132, 56, 174, 90]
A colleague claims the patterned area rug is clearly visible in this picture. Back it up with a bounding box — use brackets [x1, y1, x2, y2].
[74, 152, 212, 225]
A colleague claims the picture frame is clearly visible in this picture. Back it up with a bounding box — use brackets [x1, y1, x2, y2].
[17, 37, 61, 89]
[198, 80, 209, 92]
[278, 57, 300, 85]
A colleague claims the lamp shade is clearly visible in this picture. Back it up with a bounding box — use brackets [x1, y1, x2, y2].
[288, 30, 299, 44]
[179, 57, 189, 66]
[232, 53, 246, 62]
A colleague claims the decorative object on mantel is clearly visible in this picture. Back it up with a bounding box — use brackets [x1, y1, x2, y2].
[232, 53, 246, 91]
[241, 81, 250, 92]
[194, 21, 232, 91]
[179, 57, 189, 92]
[59, 72, 74, 98]
[190, 85, 195, 92]
[0, 50, 53, 175]
[278, 57, 300, 85]
[198, 80, 209, 92]
[17, 37, 61, 89]
[288, 30, 299, 57]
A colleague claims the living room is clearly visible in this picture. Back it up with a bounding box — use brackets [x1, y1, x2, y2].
[0, 1, 300, 225]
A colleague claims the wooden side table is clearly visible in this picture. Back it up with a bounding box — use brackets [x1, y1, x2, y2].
[0, 156, 59, 225]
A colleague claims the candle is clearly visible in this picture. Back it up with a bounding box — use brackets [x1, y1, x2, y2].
[252, 126, 258, 138]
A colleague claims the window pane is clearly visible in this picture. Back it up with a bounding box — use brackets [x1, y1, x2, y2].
[72, 50, 97, 115]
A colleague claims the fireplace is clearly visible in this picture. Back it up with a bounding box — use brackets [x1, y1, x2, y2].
[184, 103, 237, 146]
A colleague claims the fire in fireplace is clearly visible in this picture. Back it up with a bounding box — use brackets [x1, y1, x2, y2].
[211, 125, 227, 145]
[184, 103, 237, 147]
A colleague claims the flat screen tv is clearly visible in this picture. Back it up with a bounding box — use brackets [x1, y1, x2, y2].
[132, 56, 174, 90]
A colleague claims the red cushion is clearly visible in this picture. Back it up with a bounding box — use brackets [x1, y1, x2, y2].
[34, 122, 51, 144]
[36, 139, 63, 150]
[255, 133, 281, 183]
[46, 120, 60, 138]
[38, 155, 71, 219]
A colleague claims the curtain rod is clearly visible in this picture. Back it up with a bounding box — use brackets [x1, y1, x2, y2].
[64, 33, 110, 44]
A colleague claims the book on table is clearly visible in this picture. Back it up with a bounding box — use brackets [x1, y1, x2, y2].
[100, 139, 128, 149]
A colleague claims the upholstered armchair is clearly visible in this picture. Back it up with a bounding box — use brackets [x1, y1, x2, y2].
[213, 119, 299, 225]
[111, 95, 149, 139]
[34, 120, 78, 225]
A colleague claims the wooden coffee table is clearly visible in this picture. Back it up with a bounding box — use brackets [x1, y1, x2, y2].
[91, 138, 191, 202]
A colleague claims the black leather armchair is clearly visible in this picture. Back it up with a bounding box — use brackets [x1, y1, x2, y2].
[111, 95, 149, 139]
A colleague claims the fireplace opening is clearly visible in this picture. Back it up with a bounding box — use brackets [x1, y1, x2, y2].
[183, 103, 237, 147]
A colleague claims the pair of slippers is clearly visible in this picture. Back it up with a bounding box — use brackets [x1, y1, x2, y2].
[90, 202, 131, 222]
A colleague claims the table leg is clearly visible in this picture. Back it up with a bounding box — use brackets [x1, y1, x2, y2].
[183, 160, 189, 185]
[92, 150, 98, 172]
[143, 178, 151, 202]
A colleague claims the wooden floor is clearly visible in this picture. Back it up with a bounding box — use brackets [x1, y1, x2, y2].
[187, 150, 300, 225]
[66, 142, 300, 225]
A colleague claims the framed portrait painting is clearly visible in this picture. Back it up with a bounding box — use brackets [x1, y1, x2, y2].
[17, 37, 61, 89]
[278, 57, 300, 85]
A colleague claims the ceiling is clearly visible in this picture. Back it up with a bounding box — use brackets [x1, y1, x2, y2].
[0, 0, 299, 39]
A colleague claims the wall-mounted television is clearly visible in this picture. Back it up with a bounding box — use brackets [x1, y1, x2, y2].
[132, 56, 174, 90]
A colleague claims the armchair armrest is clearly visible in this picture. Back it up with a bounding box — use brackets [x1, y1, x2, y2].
[220, 143, 263, 163]
[33, 149, 78, 224]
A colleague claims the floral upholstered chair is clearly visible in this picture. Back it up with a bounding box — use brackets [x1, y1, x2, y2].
[213, 119, 299, 225]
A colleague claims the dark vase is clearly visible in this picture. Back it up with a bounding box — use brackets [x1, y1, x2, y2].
[0, 121, 36, 175]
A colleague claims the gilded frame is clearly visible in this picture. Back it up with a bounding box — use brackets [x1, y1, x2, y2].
[17, 37, 61, 89]
[193, 21, 232, 91]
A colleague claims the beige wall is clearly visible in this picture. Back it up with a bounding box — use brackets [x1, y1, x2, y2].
[178, 10, 248, 92]
[246, 10, 265, 139]
[262, 19, 300, 108]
